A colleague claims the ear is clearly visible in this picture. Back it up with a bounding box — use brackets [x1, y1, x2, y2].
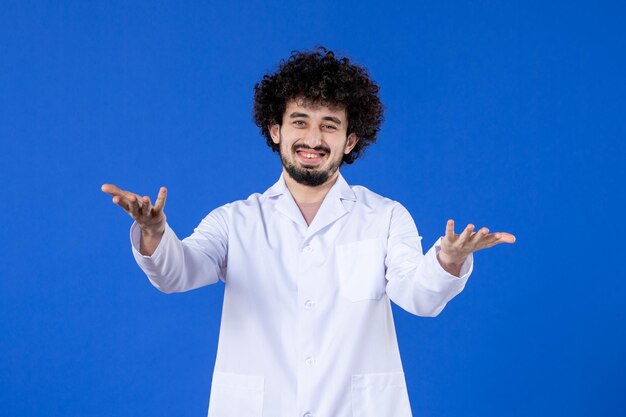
[344, 133, 359, 154]
[269, 124, 280, 144]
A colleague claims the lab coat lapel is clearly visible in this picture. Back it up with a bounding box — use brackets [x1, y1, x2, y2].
[263, 173, 357, 237]
[305, 173, 356, 239]
[263, 175, 309, 229]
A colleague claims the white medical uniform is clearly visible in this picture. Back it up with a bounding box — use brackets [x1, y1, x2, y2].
[130, 173, 473, 417]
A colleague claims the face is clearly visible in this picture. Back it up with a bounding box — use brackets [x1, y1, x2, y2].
[269, 99, 358, 187]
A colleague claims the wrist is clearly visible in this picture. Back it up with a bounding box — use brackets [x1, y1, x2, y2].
[140, 223, 165, 237]
[436, 251, 466, 278]
[437, 250, 466, 268]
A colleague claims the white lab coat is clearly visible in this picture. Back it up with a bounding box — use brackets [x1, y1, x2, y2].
[130, 173, 473, 417]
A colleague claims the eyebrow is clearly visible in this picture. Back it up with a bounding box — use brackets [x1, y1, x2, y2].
[288, 112, 342, 125]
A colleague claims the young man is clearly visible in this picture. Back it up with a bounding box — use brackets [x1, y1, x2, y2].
[102, 47, 514, 417]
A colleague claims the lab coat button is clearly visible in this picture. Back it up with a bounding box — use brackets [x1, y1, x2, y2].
[303, 245, 313, 253]
[305, 356, 315, 366]
[304, 300, 316, 309]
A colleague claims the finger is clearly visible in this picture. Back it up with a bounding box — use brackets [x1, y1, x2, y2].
[476, 232, 516, 250]
[458, 224, 475, 243]
[114, 190, 138, 208]
[153, 187, 167, 212]
[494, 232, 516, 244]
[139, 195, 151, 216]
[134, 195, 144, 212]
[136, 194, 151, 211]
[445, 219, 455, 239]
[101, 183, 124, 196]
[103, 184, 146, 213]
[112, 195, 131, 213]
[107, 185, 140, 204]
[470, 227, 490, 242]
[126, 194, 141, 217]
[119, 189, 142, 203]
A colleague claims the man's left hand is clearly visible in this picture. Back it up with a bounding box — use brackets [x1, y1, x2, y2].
[437, 219, 516, 277]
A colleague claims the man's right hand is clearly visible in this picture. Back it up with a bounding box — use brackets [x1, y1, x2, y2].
[101, 184, 168, 255]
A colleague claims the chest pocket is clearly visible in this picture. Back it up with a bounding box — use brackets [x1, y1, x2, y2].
[336, 238, 387, 302]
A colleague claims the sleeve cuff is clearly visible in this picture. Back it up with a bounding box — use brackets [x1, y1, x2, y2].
[418, 237, 473, 293]
[129, 221, 174, 261]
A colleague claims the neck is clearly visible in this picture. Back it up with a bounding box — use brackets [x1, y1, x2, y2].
[282, 169, 339, 205]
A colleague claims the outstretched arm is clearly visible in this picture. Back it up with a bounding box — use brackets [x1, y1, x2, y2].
[102, 183, 226, 293]
[385, 204, 514, 317]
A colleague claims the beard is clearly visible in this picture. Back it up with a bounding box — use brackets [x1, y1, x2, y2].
[279, 142, 343, 187]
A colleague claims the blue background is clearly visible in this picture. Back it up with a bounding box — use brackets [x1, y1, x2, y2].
[1, 1, 624, 416]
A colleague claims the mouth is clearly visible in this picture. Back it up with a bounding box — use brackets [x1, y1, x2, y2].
[295, 149, 326, 166]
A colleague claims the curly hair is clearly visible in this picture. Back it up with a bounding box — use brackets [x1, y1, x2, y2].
[253, 47, 384, 164]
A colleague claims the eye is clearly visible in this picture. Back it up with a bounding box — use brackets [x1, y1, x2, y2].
[323, 124, 337, 130]
[293, 120, 306, 127]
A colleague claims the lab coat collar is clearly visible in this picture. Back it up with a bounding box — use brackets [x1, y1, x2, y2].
[263, 171, 356, 200]
[263, 171, 357, 237]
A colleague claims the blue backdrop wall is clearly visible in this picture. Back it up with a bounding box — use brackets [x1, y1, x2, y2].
[1, 1, 624, 416]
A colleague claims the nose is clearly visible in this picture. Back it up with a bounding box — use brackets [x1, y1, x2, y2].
[302, 125, 323, 148]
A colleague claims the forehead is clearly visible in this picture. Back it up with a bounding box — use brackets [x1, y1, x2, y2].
[284, 98, 347, 121]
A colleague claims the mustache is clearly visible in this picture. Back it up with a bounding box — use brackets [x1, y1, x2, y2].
[292, 144, 331, 154]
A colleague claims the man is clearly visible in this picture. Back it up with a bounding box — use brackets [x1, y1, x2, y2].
[102, 47, 514, 417]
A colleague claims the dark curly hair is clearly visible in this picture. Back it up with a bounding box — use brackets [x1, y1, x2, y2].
[253, 47, 384, 164]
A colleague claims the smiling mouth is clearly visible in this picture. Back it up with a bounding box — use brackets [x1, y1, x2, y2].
[296, 149, 326, 166]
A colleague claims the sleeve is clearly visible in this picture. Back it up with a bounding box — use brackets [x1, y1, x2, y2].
[129, 206, 229, 294]
[384, 203, 473, 317]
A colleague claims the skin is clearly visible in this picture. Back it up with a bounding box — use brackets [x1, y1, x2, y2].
[100, 184, 167, 256]
[437, 220, 515, 276]
[268, 98, 358, 205]
[102, 98, 516, 274]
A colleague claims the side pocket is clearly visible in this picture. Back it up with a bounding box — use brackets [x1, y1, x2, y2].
[351, 372, 412, 417]
[207, 372, 264, 417]
[336, 238, 386, 302]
